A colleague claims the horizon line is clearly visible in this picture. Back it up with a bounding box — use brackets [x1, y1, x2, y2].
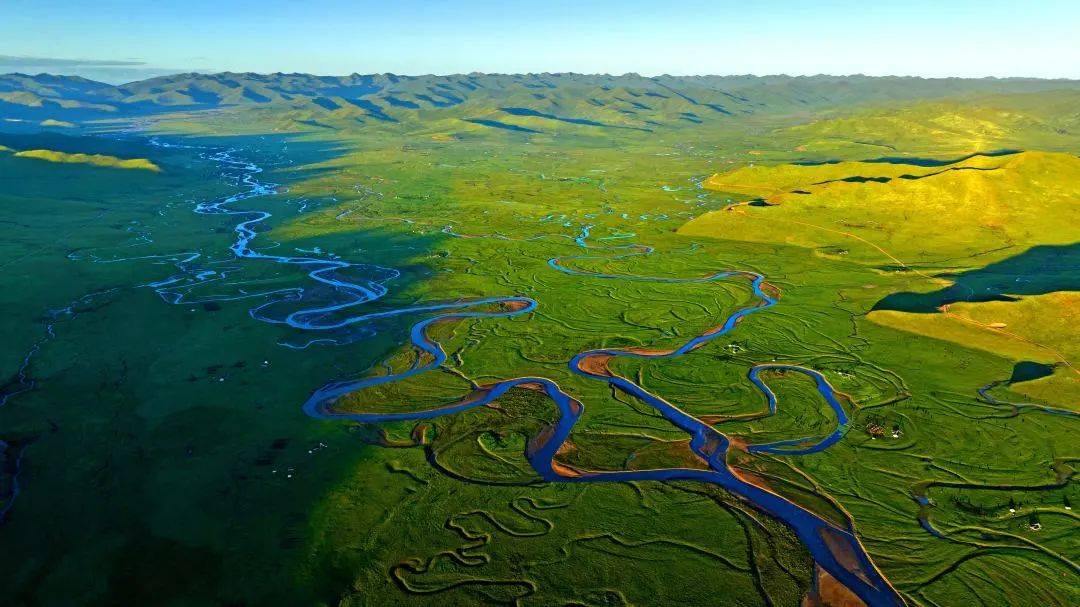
[6, 70, 1080, 87]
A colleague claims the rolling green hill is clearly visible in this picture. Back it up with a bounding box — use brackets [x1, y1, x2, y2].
[774, 90, 1080, 154]
[3, 71, 1080, 135]
[680, 150, 1080, 265]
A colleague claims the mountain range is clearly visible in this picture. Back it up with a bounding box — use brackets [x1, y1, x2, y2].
[3, 72, 1080, 133]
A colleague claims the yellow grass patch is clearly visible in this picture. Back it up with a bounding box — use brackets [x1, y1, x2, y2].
[1008, 372, 1078, 407]
[13, 149, 160, 172]
[867, 309, 1055, 364]
[867, 292, 1079, 406]
[681, 151, 1080, 265]
[868, 292, 1077, 364]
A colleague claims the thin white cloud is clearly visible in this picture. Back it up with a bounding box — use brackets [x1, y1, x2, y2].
[0, 55, 147, 67]
[0, 56, 209, 84]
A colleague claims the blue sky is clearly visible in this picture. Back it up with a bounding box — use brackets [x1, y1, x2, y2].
[2, 0, 1078, 83]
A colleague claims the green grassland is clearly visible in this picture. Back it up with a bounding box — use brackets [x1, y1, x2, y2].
[0, 76, 1077, 606]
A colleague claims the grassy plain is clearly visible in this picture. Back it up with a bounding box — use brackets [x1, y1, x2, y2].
[0, 82, 1077, 607]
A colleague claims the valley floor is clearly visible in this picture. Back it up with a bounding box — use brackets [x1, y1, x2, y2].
[0, 94, 1077, 606]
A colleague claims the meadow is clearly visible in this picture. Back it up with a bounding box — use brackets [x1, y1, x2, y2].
[0, 74, 1077, 606]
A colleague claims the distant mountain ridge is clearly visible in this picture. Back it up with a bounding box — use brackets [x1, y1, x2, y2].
[3, 71, 1079, 132]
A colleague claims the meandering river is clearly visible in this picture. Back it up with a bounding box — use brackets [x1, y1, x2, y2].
[142, 139, 904, 606]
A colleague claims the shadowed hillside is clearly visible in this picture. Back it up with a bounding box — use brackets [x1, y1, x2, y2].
[873, 243, 1080, 312]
